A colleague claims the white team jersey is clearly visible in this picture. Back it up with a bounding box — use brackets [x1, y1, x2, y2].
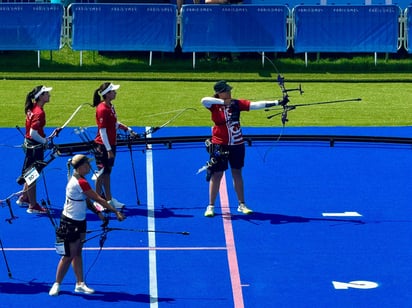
[62, 175, 91, 221]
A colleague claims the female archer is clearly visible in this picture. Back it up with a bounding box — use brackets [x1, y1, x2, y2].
[49, 154, 125, 296]
[201, 80, 287, 217]
[92, 82, 137, 209]
[17, 85, 53, 214]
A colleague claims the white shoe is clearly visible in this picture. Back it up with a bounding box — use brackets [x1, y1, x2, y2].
[204, 205, 215, 217]
[109, 198, 125, 209]
[237, 203, 253, 214]
[49, 282, 60, 296]
[74, 282, 95, 294]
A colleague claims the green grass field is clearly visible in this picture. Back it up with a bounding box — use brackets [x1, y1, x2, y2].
[1, 48, 411, 128]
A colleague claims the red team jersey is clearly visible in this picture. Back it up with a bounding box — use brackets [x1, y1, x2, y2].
[208, 99, 251, 145]
[25, 104, 46, 140]
[94, 102, 118, 146]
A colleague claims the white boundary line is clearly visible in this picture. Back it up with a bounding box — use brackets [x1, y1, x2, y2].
[3, 247, 227, 251]
[146, 129, 158, 308]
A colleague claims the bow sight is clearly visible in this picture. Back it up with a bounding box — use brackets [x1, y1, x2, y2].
[277, 74, 304, 97]
[274, 74, 304, 125]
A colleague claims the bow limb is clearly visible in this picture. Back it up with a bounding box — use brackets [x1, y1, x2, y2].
[47, 102, 92, 139]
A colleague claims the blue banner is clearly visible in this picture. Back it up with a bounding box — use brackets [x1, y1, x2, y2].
[0, 4, 63, 50]
[71, 4, 177, 51]
[294, 5, 400, 53]
[180, 5, 289, 52]
[406, 6, 412, 53]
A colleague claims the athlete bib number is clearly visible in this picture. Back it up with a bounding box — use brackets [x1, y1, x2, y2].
[23, 166, 40, 186]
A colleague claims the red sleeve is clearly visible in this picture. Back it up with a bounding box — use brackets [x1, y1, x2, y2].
[238, 99, 251, 111]
[78, 177, 92, 192]
[31, 113, 42, 131]
[30, 106, 46, 137]
[96, 103, 109, 129]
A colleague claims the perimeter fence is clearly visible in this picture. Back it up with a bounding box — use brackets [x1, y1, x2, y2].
[1, 1, 412, 67]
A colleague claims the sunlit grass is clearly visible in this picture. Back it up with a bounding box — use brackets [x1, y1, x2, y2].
[1, 79, 411, 128]
[0, 48, 411, 128]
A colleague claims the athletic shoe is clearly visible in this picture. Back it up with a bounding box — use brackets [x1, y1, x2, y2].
[204, 205, 215, 217]
[237, 203, 253, 215]
[16, 195, 30, 207]
[108, 198, 125, 209]
[49, 282, 60, 296]
[26, 203, 48, 214]
[74, 282, 95, 294]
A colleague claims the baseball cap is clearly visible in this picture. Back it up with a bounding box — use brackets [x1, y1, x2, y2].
[214, 80, 232, 94]
[70, 154, 93, 169]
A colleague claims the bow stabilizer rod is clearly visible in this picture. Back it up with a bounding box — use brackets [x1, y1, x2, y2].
[266, 98, 362, 120]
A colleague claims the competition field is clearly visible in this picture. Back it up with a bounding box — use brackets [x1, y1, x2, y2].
[0, 126, 411, 307]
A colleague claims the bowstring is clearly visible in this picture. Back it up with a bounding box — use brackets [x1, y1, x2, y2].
[84, 213, 111, 280]
[257, 52, 288, 162]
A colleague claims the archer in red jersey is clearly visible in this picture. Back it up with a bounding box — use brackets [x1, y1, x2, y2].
[92, 82, 137, 209]
[17, 85, 53, 214]
[201, 80, 287, 217]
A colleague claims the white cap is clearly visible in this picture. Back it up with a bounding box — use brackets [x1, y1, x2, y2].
[100, 83, 120, 96]
[34, 86, 53, 99]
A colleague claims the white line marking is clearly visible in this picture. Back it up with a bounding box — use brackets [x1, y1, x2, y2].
[332, 280, 379, 289]
[146, 131, 158, 308]
[322, 211, 362, 217]
[4, 247, 227, 251]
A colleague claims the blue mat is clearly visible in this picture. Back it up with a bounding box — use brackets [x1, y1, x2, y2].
[0, 126, 411, 307]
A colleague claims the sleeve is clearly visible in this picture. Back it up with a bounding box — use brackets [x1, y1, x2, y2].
[96, 105, 108, 129]
[30, 113, 43, 131]
[29, 128, 47, 144]
[201, 97, 225, 108]
[249, 100, 280, 110]
[99, 128, 112, 151]
[78, 177, 92, 192]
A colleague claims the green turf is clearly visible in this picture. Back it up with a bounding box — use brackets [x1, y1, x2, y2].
[3, 80, 410, 128]
[1, 48, 411, 128]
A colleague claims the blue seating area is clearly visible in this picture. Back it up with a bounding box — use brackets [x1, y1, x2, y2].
[0, 1, 411, 62]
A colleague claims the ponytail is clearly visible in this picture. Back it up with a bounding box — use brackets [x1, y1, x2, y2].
[24, 85, 43, 114]
[93, 89, 101, 107]
[93, 82, 111, 107]
[66, 158, 73, 182]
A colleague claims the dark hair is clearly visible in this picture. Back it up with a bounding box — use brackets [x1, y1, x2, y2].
[24, 85, 43, 114]
[93, 82, 111, 107]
